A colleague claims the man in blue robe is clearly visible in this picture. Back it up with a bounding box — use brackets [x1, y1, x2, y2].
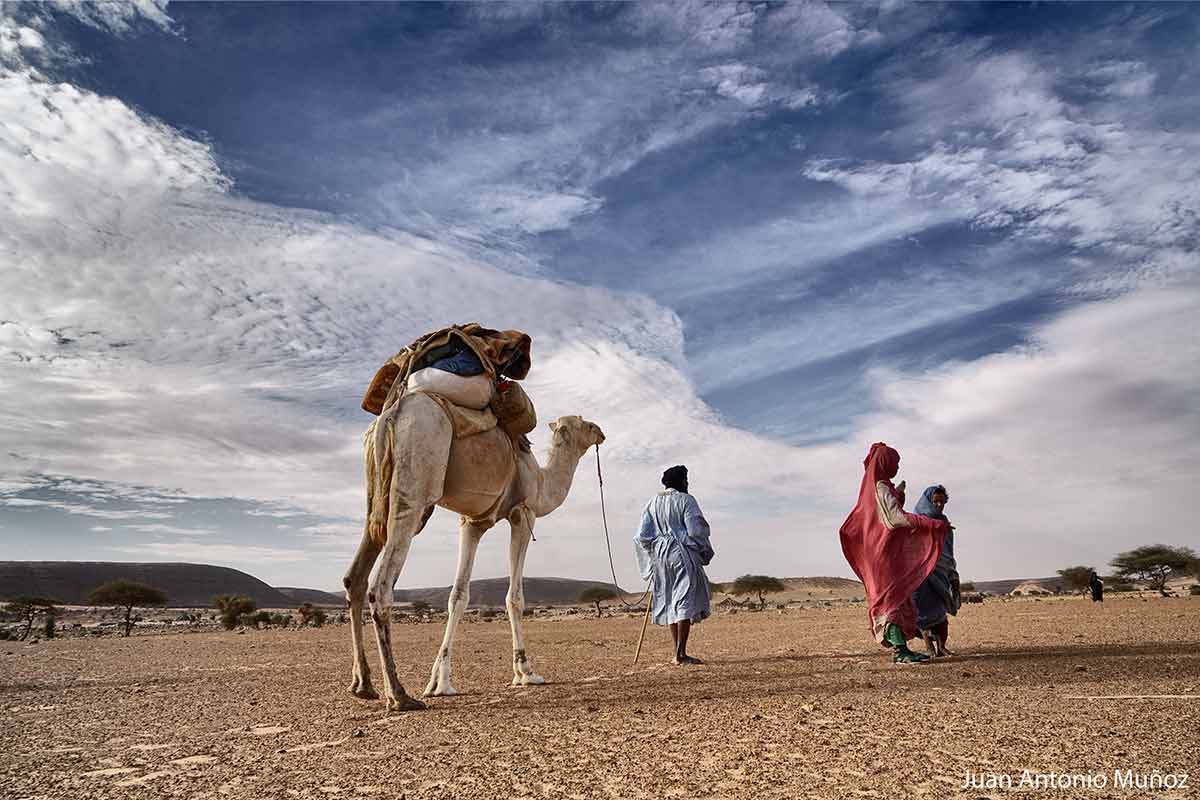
[634, 465, 714, 665]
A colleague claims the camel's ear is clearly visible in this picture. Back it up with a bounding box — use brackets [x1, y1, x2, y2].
[549, 421, 559, 432]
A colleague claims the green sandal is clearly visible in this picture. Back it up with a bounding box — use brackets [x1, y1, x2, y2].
[884, 624, 930, 663]
[893, 647, 930, 663]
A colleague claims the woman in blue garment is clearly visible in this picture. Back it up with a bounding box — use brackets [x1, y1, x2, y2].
[635, 465, 714, 665]
[911, 485, 960, 657]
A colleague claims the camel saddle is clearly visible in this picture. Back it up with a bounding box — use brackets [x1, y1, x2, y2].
[362, 323, 532, 416]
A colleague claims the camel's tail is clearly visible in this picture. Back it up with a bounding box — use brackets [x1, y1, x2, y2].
[365, 408, 396, 547]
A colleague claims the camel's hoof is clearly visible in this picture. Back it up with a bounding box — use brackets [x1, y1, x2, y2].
[350, 682, 378, 700]
[423, 685, 457, 698]
[513, 674, 546, 687]
[386, 694, 427, 713]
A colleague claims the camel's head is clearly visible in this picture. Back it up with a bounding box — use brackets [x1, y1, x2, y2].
[548, 415, 606, 450]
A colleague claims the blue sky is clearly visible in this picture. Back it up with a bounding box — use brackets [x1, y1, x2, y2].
[1, 2, 1197, 591]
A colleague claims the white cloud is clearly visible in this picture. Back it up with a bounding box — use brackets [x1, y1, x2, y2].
[804, 50, 1200, 254]
[126, 523, 216, 537]
[0, 19, 44, 59]
[1088, 60, 1156, 99]
[465, 186, 603, 235]
[349, 4, 862, 246]
[245, 506, 308, 519]
[50, 0, 173, 34]
[0, 496, 174, 520]
[110, 541, 311, 564]
[699, 63, 769, 106]
[626, 2, 762, 54]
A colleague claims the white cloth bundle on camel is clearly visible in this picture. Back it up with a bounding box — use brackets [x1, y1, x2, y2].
[407, 367, 493, 410]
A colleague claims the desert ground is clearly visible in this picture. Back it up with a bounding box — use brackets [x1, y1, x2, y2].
[2, 595, 1197, 800]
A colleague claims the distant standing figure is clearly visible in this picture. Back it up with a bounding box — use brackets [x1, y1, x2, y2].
[839, 443, 951, 664]
[911, 485, 960, 657]
[1089, 571, 1104, 603]
[635, 465, 714, 665]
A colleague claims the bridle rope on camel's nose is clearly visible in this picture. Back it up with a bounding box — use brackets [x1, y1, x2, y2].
[596, 443, 651, 610]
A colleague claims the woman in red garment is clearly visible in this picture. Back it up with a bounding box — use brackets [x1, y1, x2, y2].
[839, 442, 951, 663]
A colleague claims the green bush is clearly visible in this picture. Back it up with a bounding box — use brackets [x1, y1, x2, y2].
[1189, 584, 1200, 596]
[297, 603, 327, 627]
[213, 595, 257, 630]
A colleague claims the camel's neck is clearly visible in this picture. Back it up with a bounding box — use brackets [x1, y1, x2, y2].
[531, 441, 591, 517]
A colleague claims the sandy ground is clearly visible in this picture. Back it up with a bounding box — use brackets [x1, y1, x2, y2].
[2, 596, 1197, 800]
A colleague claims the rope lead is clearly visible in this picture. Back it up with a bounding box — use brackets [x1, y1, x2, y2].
[596, 444, 651, 610]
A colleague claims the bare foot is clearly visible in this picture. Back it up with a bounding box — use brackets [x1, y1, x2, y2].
[674, 655, 704, 665]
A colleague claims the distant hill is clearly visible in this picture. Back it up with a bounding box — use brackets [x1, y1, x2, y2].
[0, 561, 295, 608]
[394, 577, 626, 608]
[276, 587, 346, 607]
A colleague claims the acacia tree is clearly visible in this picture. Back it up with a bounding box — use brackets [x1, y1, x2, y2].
[731, 575, 786, 610]
[88, 580, 168, 637]
[1056, 566, 1096, 594]
[1111, 545, 1198, 595]
[3, 597, 59, 641]
[578, 587, 618, 618]
[213, 595, 257, 630]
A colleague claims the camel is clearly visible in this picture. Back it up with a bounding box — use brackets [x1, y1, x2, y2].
[344, 390, 606, 711]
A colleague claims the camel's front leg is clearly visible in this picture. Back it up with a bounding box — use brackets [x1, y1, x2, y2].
[368, 521, 426, 712]
[425, 519, 487, 697]
[506, 506, 544, 686]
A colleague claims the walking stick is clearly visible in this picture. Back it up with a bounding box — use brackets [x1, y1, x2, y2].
[632, 589, 652, 666]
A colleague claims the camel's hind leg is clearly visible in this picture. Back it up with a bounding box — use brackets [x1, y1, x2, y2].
[344, 528, 381, 699]
[424, 518, 488, 697]
[368, 395, 453, 712]
[506, 506, 545, 686]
